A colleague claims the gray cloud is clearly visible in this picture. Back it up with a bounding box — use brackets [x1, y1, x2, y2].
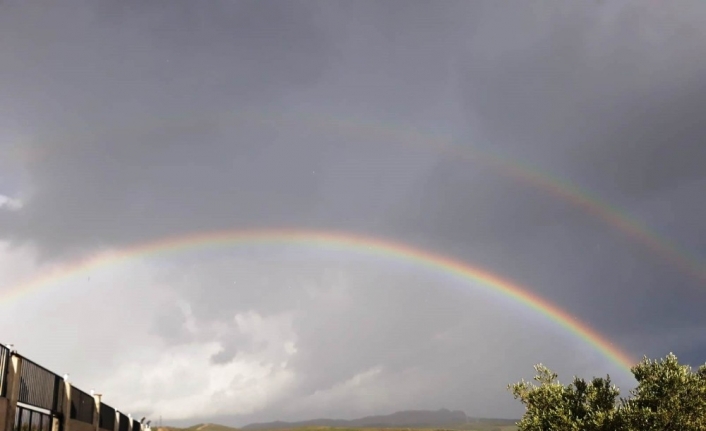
[1, 0, 705, 426]
[459, 1, 706, 198]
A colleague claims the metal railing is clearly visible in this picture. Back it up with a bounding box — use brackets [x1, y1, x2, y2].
[118, 412, 130, 431]
[0, 344, 9, 397]
[1, 347, 149, 431]
[18, 356, 65, 414]
[70, 386, 95, 424]
[99, 402, 116, 430]
[14, 404, 52, 431]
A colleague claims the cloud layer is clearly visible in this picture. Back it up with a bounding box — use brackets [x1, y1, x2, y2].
[1, 0, 705, 425]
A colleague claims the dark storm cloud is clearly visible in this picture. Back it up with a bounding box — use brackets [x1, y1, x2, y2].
[0, 0, 486, 261]
[3, 1, 704, 257]
[459, 1, 706, 198]
[0, 0, 331, 127]
[0, 0, 338, 257]
[381, 154, 585, 247]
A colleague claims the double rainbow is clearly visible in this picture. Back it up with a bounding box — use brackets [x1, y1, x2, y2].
[16, 109, 706, 286]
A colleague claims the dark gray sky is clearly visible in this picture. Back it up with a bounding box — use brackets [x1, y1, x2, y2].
[1, 0, 706, 425]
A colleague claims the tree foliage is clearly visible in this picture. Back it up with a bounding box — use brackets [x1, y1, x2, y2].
[509, 353, 706, 431]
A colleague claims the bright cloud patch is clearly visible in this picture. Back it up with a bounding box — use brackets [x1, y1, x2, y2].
[0, 195, 22, 210]
[96, 309, 299, 420]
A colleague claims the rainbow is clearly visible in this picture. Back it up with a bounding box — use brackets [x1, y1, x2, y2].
[15, 109, 706, 287]
[283, 110, 706, 287]
[1, 228, 636, 372]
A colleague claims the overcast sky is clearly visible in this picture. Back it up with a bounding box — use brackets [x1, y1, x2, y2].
[1, 0, 706, 426]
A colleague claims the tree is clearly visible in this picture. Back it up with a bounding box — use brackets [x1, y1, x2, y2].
[508, 353, 706, 431]
[619, 354, 706, 430]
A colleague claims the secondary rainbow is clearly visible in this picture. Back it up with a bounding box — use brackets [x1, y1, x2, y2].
[288, 110, 706, 286]
[1, 228, 636, 372]
[19, 109, 706, 286]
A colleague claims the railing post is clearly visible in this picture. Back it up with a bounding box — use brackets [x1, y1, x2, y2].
[51, 376, 69, 431]
[3, 353, 23, 431]
[63, 380, 72, 431]
[53, 376, 69, 431]
[93, 394, 101, 431]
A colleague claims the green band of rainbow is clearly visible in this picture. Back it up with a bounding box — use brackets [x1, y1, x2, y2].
[1, 228, 636, 372]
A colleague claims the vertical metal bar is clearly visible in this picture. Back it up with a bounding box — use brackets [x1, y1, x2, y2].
[0, 346, 7, 397]
[52, 377, 59, 413]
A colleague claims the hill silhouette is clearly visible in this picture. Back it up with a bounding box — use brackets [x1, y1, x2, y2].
[157, 424, 240, 431]
[240, 409, 516, 430]
[157, 409, 518, 431]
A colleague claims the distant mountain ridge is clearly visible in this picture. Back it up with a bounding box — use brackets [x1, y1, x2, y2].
[241, 409, 496, 430]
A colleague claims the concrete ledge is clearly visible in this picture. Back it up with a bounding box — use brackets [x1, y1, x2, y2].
[70, 419, 97, 431]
